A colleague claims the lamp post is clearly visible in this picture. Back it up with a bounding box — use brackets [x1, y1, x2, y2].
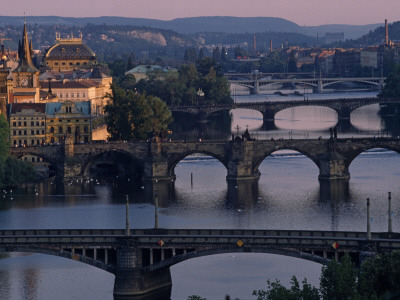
[367, 198, 371, 240]
[154, 189, 159, 229]
[388, 192, 392, 233]
[125, 195, 130, 236]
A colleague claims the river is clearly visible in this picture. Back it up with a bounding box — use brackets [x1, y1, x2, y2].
[1, 91, 400, 300]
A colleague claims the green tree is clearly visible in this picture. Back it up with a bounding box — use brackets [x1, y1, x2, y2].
[358, 251, 400, 299]
[104, 84, 173, 141]
[379, 64, 400, 98]
[253, 276, 319, 300]
[0, 115, 10, 163]
[319, 255, 357, 300]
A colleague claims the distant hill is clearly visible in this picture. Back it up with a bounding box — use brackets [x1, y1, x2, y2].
[0, 16, 382, 39]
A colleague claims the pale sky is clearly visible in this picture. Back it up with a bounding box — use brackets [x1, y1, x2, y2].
[3, 0, 400, 26]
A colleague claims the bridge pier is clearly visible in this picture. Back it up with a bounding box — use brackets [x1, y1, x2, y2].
[227, 141, 260, 182]
[143, 142, 175, 182]
[261, 110, 276, 122]
[318, 152, 350, 180]
[113, 239, 172, 298]
[337, 105, 351, 119]
[250, 81, 260, 95]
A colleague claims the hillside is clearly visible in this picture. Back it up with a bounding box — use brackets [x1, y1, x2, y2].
[0, 15, 382, 39]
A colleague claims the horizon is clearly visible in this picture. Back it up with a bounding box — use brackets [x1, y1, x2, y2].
[2, 0, 399, 26]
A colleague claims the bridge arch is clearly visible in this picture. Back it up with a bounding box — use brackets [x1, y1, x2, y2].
[11, 151, 58, 177]
[143, 247, 330, 274]
[345, 145, 400, 171]
[0, 246, 115, 273]
[82, 150, 143, 180]
[253, 148, 320, 176]
[167, 150, 228, 179]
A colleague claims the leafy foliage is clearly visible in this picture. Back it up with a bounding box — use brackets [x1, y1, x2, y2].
[379, 64, 400, 98]
[0, 115, 10, 163]
[319, 255, 357, 300]
[132, 58, 232, 106]
[253, 276, 319, 300]
[104, 84, 173, 141]
[358, 251, 400, 299]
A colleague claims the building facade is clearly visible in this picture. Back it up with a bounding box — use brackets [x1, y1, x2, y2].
[45, 101, 91, 144]
[44, 33, 96, 72]
[8, 103, 46, 147]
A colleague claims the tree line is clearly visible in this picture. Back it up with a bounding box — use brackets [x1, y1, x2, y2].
[0, 115, 37, 188]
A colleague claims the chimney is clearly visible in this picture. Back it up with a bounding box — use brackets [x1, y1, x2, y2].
[385, 19, 389, 45]
[253, 35, 256, 56]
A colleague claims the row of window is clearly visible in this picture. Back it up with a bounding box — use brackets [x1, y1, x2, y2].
[14, 139, 45, 146]
[13, 130, 45, 136]
[53, 62, 88, 66]
[12, 121, 45, 127]
[49, 126, 89, 134]
[49, 119, 87, 123]
[12, 117, 44, 120]
[58, 92, 86, 98]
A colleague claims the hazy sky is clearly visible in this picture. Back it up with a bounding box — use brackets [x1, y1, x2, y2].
[4, 0, 400, 26]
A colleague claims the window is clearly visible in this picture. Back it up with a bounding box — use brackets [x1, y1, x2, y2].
[36, 121, 39, 126]
[41, 121, 45, 126]
[13, 130, 16, 135]
[69, 62, 73, 66]
[23, 122, 26, 126]
[31, 140, 34, 146]
[51, 137, 54, 143]
[67, 127, 72, 134]
[18, 130, 21, 135]
[82, 93, 86, 98]
[24, 130, 27, 135]
[18, 122, 21, 126]
[50, 127, 54, 133]
[42, 130, 45, 135]
[84, 126, 88, 133]
[59, 127, 63, 134]
[62, 62, 66, 66]
[59, 93, 63, 98]
[31, 130, 34, 135]
[36, 130, 40, 135]
[31, 121, 34, 126]
[71, 93, 74, 98]
[12, 122, 16, 126]
[65, 93, 68, 98]
[77, 93, 80, 98]
[55, 62, 59, 66]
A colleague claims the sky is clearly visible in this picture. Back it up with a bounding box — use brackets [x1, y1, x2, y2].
[3, 0, 400, 26]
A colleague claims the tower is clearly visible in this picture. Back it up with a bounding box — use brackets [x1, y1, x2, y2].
[9, 21, 40, 103]
[385, 19, 389, 45]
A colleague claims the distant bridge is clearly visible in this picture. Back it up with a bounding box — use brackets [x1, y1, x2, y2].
[1, 228, 399, 297]
[169, 97, 400, 121]
[10, 137, 400, 182]
[225, 74, 385, 94]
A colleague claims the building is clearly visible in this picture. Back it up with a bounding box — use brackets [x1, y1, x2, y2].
[44, 33, 96, 72]
[45, 101, 91, 144]
[125, 65, 168, 81]
[8, 22, 40, 103]
[8, 103, 46, 147]
[40, 68, 112, 115]
[360, 47, 379, 69]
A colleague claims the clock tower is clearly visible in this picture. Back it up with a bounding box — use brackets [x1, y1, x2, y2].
[9, 21, 40, 103]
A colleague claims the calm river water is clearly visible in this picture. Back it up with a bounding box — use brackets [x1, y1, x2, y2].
[1, 91, 400, 300]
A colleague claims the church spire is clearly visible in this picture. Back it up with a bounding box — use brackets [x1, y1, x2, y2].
[14, 21, 38, 73]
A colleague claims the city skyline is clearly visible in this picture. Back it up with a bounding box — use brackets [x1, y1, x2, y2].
[2, 0, 399, 26]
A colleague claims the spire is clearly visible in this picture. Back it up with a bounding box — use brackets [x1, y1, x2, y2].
[14, 22, 38, 73]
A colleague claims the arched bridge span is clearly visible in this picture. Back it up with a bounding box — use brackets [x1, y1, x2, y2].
[1, 228, 400, 297]
[9, 138, 400, 182]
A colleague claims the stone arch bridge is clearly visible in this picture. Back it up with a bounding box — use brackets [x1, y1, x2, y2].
[10, 137, 400, 182]
[227, 76, 385, 94]
[169, 97, 400, 122]
[1, 228, 399, 297]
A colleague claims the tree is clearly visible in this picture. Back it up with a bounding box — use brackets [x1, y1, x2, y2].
[0, 115, 10, 163]
[379, 64, 400, 98]
[253, 276, 319, 300]
[104, 84, 173, 141]
[358, 251, 400, 299]
[319, 255, 357, 300]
